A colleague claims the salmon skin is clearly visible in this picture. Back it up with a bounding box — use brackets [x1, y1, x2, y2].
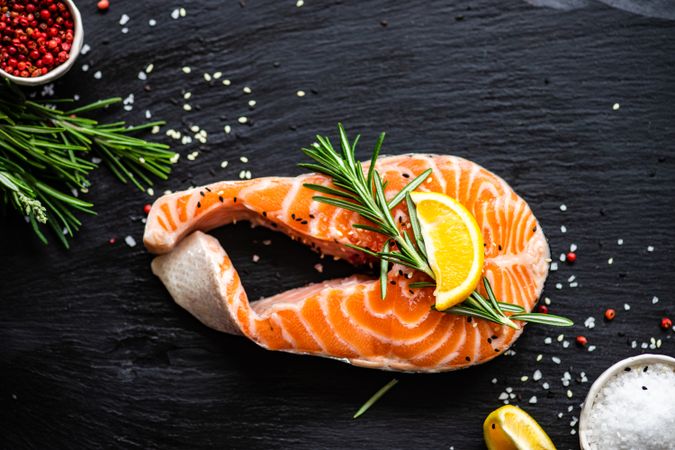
[145, 154, 549, 372]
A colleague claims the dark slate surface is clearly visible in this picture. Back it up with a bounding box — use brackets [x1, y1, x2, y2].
[1, 1, 674, 448]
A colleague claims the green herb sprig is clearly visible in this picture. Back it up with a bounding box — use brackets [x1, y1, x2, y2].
[300, 124, 572, 330]
[0, 80, 176, 248]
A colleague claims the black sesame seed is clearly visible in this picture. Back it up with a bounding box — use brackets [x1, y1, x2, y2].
[218, 196, 223, 202]
[197, 201, 201, 208]
[309, 214, 315, 219]
[262, 211, 267, 217]
[498, 244, 503, 251]
[491, 424, 495, 430]
[495, 348, 500, 352]
[233, 197, 237, 203]
[390, 280, 396, 285]
[205, 187, 211, 192]
[487, 338, 492, 344]
[467, 317, 472, 323]
[402, 173, 410, 178]
[291, 213, 296, 219]
[465, 356, 471, 361]
[301, 220, 308, 225]
[199, 191, 205, 197]
[625, 367, 631, 372]
[408, 289, 414, 295]
[642, 386, 648, 390]
[643, 366, 649, 372]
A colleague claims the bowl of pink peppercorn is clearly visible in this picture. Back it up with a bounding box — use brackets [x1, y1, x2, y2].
[0, 0, 83, 86]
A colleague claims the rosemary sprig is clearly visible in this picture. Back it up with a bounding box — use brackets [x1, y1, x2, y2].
[0, 79, 176, 248]
[301, 124, 573, 330]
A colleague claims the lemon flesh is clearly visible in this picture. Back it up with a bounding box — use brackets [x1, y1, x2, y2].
[484, 405, 557, 450]
[410, 192, 484, 310]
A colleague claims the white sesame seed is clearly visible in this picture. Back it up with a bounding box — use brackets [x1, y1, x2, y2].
[652, 296, 659, 304]
[617, 238, 623, 245]
[560, 204, 567, 211]
[171, 8, 180, 19]
[222, 79, 231, 86]
[543, 382, 550, 390]
[243, 86, 252, 94]
[240, 156, 249, 163]
[608, 257, 613, 264]
[566, 390, 573, 398]
[544, 297, 551, 305]
[124, 235, 137, 247]
[138, 71, 147, 81]
[238, 116, 248, 124]
[570, 282, 578, 288]
[544, 337, 552, 345]
[536, 354, 543, 362]
[491, 378, 498, 384]
[224, 125, 231, 134]
[93, 71, 102, 79]
[248, 100, 256, 107]
[146, 188, 154, 196]
[119, 14, 130, 25]
[587, 345, 596, 352]
[624, 303, 631, 311]
[183, 104, 192, 111]
[220, 161, 229, 168]
[560, 253, 566, 262]
[550, 262, 558, 271]
[148, 19, 157, 27]
[213, 71, 222, 79]
[560, 225, 567, 233]
[647, 245, 654, 252]
[81, 64, 89, 72]
[570, 243, 577, 252]
[555, 283, 563, 290]
[552, 356, 561, 364]
[529, 396, 537, 404]
[81, 44, 91, 55]
[568, 275, 576, 282]
[296, 0, 304, 6]
[557, 334, 565, 342]
[182, 66, 191, 74]
[239, 170, 246, 179]
[121, 27, 129, 34]
[296, 90, 306, 97]
[204, 73, 212, 82]
[252, 254, 260, 263]
[498, 392, 509, 401]
[521, 376, 529, 382]
[612, 102, 620, 110]
[179, 7, 187, 17]
[533, 369, 542, 381]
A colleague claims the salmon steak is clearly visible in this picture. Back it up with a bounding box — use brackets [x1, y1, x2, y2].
[144, 154, 550, 372]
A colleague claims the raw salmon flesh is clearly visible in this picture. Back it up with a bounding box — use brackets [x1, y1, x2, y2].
[144, 154, 549, 372]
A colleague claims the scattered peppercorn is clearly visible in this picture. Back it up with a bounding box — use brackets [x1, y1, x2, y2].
[537, 304, 549, 314]
[0, 0, 76, 77]
[97, 0, 109, 11]
[604, 308, 616, 321]
[143, 203, 151, 214]
[661, 317, 672, 330]
[576, 335, 588, 346]
[566, 251, 577, 263]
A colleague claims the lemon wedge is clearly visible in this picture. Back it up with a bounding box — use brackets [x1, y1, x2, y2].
[410, 192, 484, 310]
[483, 405, 557, 450]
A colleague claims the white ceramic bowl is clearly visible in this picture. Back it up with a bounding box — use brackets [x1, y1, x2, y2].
[578, 353, 675, 450]
[0, 0, 84, 86]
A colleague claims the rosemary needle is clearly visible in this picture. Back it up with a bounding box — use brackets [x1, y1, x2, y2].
[353, 378, 399, 419]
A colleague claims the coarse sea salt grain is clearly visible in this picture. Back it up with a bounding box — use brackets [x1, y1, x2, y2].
[585, 363, 675, 450]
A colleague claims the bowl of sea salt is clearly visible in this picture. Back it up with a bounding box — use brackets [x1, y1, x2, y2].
[579, 353, 675, 450]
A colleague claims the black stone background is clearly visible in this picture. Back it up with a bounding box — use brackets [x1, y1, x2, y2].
[1, 0, 674, 448]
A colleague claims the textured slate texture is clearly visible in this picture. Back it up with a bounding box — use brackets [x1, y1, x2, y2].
[1, 0, 674, 449]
